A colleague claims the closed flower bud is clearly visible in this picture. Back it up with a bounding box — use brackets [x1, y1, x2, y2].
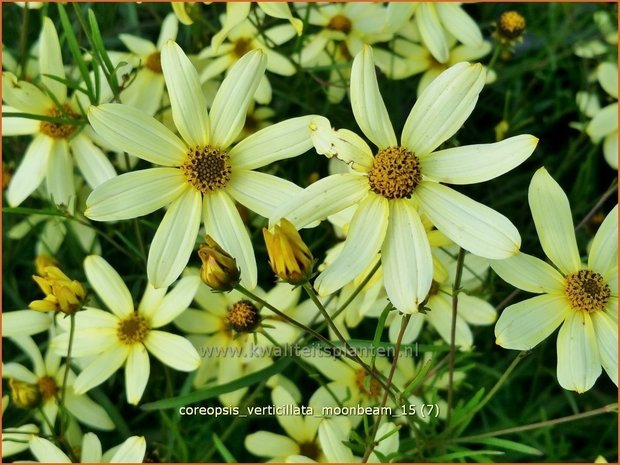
[9, 378, 40, 409]
[263, 219, 314, 285]
[29, 265, 85, 315]
[198, 236, 241, 292]
[494, 11, 526, 45]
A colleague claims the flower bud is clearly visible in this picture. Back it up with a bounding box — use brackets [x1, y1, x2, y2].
[197, 236, 241, 292]
[494, 11, 526, 45]
[9, 379, 40, 409]
[263, 219, 313, 285]
[29, 265, 85, 315]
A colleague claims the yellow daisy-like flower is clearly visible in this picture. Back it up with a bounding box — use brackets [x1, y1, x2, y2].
[586, 62, 618, 169]
[2, 18, 116, 209]
[87, 43, 327, 289]
[29, 433, 146, 463]
[275, 45, 538, 313]
[492, 167, 618, 393]
[118, 13, 178, 116]
[3, 336, 114, 433]
[51, 255, 201, 405]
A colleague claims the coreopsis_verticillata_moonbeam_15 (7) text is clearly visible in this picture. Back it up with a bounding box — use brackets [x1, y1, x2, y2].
[274, 45, 538, 313]
[86, 42, 328, 289]
[492, 167, 618, 393]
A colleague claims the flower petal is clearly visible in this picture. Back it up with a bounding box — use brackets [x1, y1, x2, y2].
[85, 255, 134, 318]
[435, 3, 483, 48]
[80, 433, 102, 462]
[6, 134, 51, 207]
[589, 205, 618, 274]
[415, 3, 449, 64]
[259, 3, 303, 34]
[557, 311, 601, 393]
[402, 62, 485, 156]
[587, 103, 618, 142]
[603, 130, 618, 169]
[30, 437, 71, 463]
[2, 72, 51, 113]
[212, 2, 252, 52]
[350, 45, 397, 149]
[203, 190, 257, 289]
[148, 275, 200, 327]
[228, 170, 302, 218]
[592, 310, 618, 386]
[272, 386, 307, 443]
[245, 431, 299, 458]
[125, 344, 150, 405]
[157, 13, 179, 49]
[70, 133, 117, 189]
[426, 294, 473, 349]
[73, 345, 129, 395]
[495, 294, 570, 350]
[2, 310, 52, 337]
[40, 17, 66, 102]
[528, 167, 580, 274]
[315, 194, 389, 296]
[64, 390, 115, 430]
[209, 49, 267, 148]
[274, 173, 369, 229]
[382, 200, 433, 313]
[417, 182, 521, 259]
[88, 103, 187, 166]
[85, 168, 187, 221]
[143, 330, 201, 371]
[459, 293, 497, 326]
[46, 139, 75, 210]
[229, 115, 319, 170]
[107, 436, 147, 463]
[119, 70, 165, 116]
[420, 135, 539, 185]
[119, 34, 156, 56]
[147, 188, 202, 288]
[2, 104, 40, 135]
[597, 62, 618, 99]
[491, 252, 565, 294]
[161, 40, 210, 147]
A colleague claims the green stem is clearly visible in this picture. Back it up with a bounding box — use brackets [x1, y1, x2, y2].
[58, 313, 76, 439]
[446, 247, 465, 427]
[361, 314, 411, 463]
[18, 4, 30, 80]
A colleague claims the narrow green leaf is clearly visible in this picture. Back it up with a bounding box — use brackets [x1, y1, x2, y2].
[212, 433, 237, 463]
[401, 358, 434, 398]
[371, 303, 392, 368]
[471, 438, 543, 456]
[432, 449, 504, 461]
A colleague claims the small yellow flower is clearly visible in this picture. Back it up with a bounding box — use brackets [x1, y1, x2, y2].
[494, 11, 526, 44]
[34, 255, 58, 276]
[263, 218, 314, 285]
[29, 265, 85, 315]
[197, 235, 241, 291]
[9, 378, 40, 409]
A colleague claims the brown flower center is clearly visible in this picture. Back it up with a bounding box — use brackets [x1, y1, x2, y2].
[327, 15, 352, 34]
[38, 375, 58, 401]
[368, 146, 422, 199]
[227, 300, 260, 333]
[354, 368, 382, 399]
[565, 269, 610, 313]
[181, 146, 232, 193]
[117, 313, 150, 345]
[40, 104, 79, 139]
[299, 441, 320, 460]
[233, 38, 252, 58]
[145, 52, 162, 73]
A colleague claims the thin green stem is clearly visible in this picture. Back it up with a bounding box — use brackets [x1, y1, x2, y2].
[58, 313, 76, 439]
[575, 179, 618, 231]
[446, 247, 466, 428]
[361, 314, 411, 463]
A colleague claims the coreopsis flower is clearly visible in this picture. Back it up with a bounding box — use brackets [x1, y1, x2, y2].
[2, 310, 53, 338]
[51, 255, 201, 405]
[2, 17, 116, 210]
[174, 276, 302, 404]
[198, 13, 296, 104]
[87, 44, 326, 289]
[492, 168, 618, 392]
[29, 433, 146, 463]
[275, 45, 538, 313]
[2, 395, 39, 458]
[574, 10, 617, 58]
[263, 218, 314, 285]
[197, 235, 241, 291]
[118, 13, 178, 115]
[3, 336, 115, 433]
[244, 385, 341, 461]
[210, 2, 303, 51]
[407, 3, 484, 64]
[29, 264, 86, 315]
